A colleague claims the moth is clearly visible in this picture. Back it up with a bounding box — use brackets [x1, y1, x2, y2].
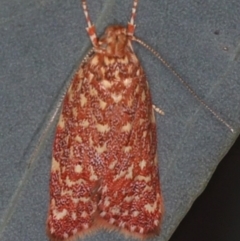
[47, 0, 163, 240]
[46, 0, 233, 240]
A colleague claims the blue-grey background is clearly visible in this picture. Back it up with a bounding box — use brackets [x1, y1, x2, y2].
[169, 135, 240, 241]
[0, 0, 239, 241]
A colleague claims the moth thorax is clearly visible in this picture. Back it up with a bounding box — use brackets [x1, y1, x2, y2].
[97, 25, 133, 58]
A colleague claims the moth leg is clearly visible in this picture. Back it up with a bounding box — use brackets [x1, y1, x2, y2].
[127, 0, 139, 37]
[152, 104, 165, 116]
[82, 0, 98, 47]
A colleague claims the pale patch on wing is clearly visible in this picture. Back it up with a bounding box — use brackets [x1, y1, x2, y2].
[154, 219, 159, 226]
[67, 85, 72, 95]
[72, 107, 78, 118]
[79, 197, 90, 203]
[104, 197, 110, 207]
[89, 136, 93, 146]
[123, 196, 133, 203]
[135, 85, 140, 94]
[127, 97, 133, 107]
[80, 94, 87, 107]
[123, 78, 132, 87]
[111, 93, 122, 103]
[72, 212, 77, 220]
[75, 164, 83, 173]
[130, 225, 136, 232]
[119, 56, 129, 64]
[143, 185, 152, 192]
[76, 178, 87, 185]
[113, 164, 133, 181]
[139, 118, 145, 125]
[99, 99, 107, 109]
[51, 158, 60, 172]
[81, 211, 88, 218]
[144, 200, 158, 213]
[65, 176, 74, 187]
[77, 66, 84, 79]
[90, 87, 98, 96]
[141, 90, 146, 102]
[122, 146, 132, 153]
[130, 53, 138, 64]
[109, 218, 115, 224]
[127, 64, 133, 74]
[96, 123, 110, 133]
[109, 160, 117, 169]
[53, 209, 68, 220]
[142, 130, 147, 138]
[79, 120, 89, 127]
[68, 89, 74, 102]
[90, 55, 99, 66]
[132, 211, 139, 217]
[139, 159, 146, 170]
[66, 176, 86, 187]
[58, 114, 65, 129]
[125, 164, 134, 179]
[69, 146, 74, 159]
[100, 211, 106, 217]
[100, 66, 106, 77]
[113, 169, 127, 181]
[114, 69, 121, 81]
[61, 189, 73, 197]
[101, 79, 113, 89]
[95, 142, 107, 154]
[50, 227, 55, 234]
[110, 206, 120, 215]
[76, 78, 83, 92]
[72, 198, 79, 204]
[104, 56, 114, 65]
[82, 224, 89, 229]
[119, 221, 126, 228]
[89, 166, 98, 181]
[75, 135, 82, 143]
[102, 185, 108, 193]
[50, 198, 56, 207]
[151, 110, 156, 123]
[122, 210, 129, 216]
[135, 175, 151, 182]
[88, 72, 94, 83]
[157, 193, 163, 212]
[121, 122, 132, 132]
[146, 81, 149, 89]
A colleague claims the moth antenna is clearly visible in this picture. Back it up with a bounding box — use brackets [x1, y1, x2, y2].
[133, 37, 234, 133]
[127, 0, 139, 37]
[81, 0, 98, 47]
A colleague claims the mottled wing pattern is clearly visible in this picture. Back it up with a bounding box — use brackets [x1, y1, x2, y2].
[97, 58, 163, 237]
[47, 26, 163, 240]
[47, 64, 100, 240]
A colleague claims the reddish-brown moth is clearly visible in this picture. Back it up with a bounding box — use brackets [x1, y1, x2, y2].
[46, 0, 234, 240]
[47, 1, 163, 240]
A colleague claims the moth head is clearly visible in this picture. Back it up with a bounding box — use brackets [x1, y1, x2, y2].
[98, 26, 133, 57]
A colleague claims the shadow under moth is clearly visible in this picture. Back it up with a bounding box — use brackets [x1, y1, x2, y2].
[46, 0, 233, 240]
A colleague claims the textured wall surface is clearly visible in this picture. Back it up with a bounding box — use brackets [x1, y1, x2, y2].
[0, 0, 240, 241]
